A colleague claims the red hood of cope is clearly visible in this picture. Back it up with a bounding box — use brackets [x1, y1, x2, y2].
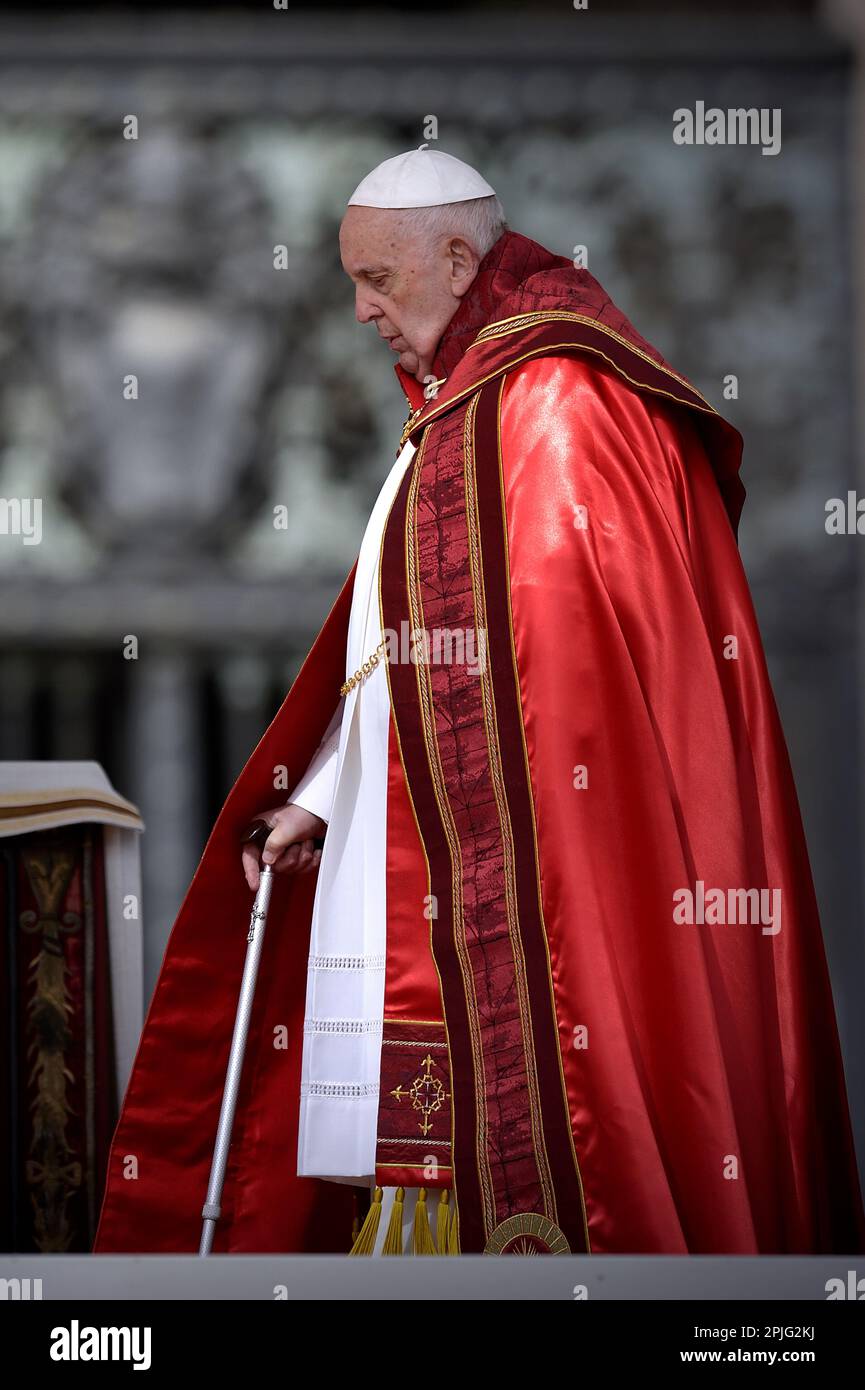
[393, 228, 568, 407]
[387, 227, 745, 535]
[392, 226, 675, 408]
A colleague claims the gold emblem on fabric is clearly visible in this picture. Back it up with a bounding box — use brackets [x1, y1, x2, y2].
[483, 1213, 571, 1256]
[390, 1051, 451, 1137]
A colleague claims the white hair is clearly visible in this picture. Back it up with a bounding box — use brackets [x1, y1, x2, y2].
[398, 194, 508, 260]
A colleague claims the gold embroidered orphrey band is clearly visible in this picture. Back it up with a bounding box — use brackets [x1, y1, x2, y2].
[340, 374, 447, 699]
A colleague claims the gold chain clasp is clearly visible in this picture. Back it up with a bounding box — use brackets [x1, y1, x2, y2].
[340, 636, 389, 697]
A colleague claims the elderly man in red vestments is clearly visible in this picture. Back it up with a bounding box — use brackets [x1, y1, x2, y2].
[94, 148, 865, 1257]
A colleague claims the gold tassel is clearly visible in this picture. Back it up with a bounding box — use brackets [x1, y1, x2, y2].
[436, 1189, 451, 1252]
[348, 1186, 383, 1255]
[447, 1199, 460, 1254]
[381, 1186, 405, 1255]
[412, 1188, 437, 1254]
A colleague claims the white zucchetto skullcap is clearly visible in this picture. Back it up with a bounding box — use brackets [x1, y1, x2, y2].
[347, 145, 496, 209]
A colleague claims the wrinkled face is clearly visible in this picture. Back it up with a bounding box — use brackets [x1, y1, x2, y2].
[339, 205, 478, 383]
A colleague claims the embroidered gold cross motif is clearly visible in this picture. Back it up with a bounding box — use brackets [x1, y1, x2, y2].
[390, 1052, 450, 1136]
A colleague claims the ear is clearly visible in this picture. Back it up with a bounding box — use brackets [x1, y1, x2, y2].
[448, 236, 480, 298]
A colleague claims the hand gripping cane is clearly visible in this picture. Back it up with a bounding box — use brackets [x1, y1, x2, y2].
[199, 832, 274, 1256]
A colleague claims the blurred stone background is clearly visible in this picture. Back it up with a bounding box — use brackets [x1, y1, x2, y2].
[0, 1, 862, 1181]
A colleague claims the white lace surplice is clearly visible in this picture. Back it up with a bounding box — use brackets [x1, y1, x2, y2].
[287, 439, 417, 1183]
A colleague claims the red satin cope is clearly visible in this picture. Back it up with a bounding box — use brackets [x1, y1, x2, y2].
[93, 339, 865, 1255]
[494, 353, 865, 1252]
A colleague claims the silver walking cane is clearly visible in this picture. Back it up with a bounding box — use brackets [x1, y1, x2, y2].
[199, 821, 276, 1256]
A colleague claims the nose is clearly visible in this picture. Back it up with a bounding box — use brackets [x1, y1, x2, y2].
[355, 290, 381, 326]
